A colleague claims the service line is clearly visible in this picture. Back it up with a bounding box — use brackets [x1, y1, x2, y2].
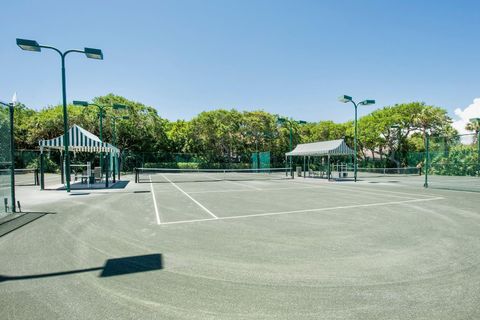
[159, 196, 444, 226]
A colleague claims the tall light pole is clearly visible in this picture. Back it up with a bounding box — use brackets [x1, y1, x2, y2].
[277, 117, 307, 169]
[111, 104, 128, 182]
[470, 118, 480, 176]
[111, 114, 129, 182]
[338, 95, 375, 182]
[17, 38, 103, 192]
[0, 100, 16, 212]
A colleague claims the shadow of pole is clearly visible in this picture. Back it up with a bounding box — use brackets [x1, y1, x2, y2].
[0, 212, 56, 238]
[0, 253, 163, 283]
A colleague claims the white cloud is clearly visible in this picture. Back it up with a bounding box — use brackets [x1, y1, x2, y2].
[453, 98, 480, 136]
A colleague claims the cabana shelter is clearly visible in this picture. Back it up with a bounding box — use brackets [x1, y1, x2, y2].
[285, 139, 354, 179]
[38, 124, 120, 189]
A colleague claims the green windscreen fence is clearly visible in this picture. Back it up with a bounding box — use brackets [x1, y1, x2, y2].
[251, 151, 271, 169]
[123, 151, 268, 171]
[0, 107, 12, 215]
[251, 152, 259, 169]
[259, 151, 271, 169]
[425, 133, 480, 192]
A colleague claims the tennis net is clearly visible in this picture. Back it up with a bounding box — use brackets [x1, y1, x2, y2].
[354, 167, 420, 179]
[135, 167, 293, 183]
[0, 168, 39, 186]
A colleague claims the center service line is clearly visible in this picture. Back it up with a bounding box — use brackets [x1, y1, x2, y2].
[161, 174, 218, 219]
[149, 175, 162, 225]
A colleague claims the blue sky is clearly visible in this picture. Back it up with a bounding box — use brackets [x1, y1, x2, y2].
[1, 0, 480, 125]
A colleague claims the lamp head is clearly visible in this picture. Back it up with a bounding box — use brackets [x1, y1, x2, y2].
[277, 117, 286, 124]
[359, 99, 375, 106]
[113, 103, 127, 110]
[338, 95, 353, 103]
[73, 100, 89, 107]
[16, 38, 41, 52]
[84, 47, 103, 60]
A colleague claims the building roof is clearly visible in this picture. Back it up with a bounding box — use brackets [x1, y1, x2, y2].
[285, 139, 354, 157]
[39, 124, 119, 154]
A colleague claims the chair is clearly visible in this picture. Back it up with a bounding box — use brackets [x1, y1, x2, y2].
[94, 167, 102, 183]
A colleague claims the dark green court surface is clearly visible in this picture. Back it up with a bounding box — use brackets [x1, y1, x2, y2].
[1, 175, 479, 319]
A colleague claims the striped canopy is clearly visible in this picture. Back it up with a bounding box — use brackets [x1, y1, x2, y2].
[39, 124, 119, 154]
[285, 139, 354, 157]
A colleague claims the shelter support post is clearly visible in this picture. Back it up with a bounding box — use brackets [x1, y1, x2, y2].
[105, 154, 109, 188]
[327, 155, 331, 181]
[40, 148, 45, 190]
[112, 154, 116, 183]
[60, 153, 64, 184]
[118, 152, 121, 181]
[307, 156, 310, 177]
[303, 156, 306, 178]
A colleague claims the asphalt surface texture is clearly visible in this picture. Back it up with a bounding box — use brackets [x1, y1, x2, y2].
[1, 174, 479, 319]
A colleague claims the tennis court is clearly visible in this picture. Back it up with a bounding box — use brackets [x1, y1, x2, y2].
[1, 170, 480, 319]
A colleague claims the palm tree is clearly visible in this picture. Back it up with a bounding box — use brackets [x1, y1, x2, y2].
[466, 118, 480, 144]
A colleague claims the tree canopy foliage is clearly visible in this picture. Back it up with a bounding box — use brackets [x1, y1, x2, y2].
[9, 94, 465, 168]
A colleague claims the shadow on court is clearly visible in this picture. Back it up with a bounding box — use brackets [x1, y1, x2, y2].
[0, 212, 56, 237]
[0, 253, 163, 283]
[43, 180, 131, 191]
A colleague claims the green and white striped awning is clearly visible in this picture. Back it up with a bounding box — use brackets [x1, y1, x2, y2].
[285, 139, 354, 157]
[39, 124, 119, 154]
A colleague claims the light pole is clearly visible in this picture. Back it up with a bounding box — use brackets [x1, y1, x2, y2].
[17, 38, 103, 192]
[338, 95, 375, 182]
[277, 117, 307, 169]
[0, 100, 16, 212]
[111, 104, 129, 182]
[470, 118, 480, 176]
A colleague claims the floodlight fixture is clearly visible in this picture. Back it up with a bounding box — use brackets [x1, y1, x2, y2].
[338, 95, 353, 103]
[84, 47, 103, 60]
[16, 38, 41, 52]
[73, 100, 89, 106]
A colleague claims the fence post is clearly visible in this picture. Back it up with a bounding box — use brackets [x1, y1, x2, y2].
[424, 134, 429, 188]
[477, 131, 480, 176]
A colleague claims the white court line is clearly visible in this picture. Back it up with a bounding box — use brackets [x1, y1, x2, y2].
[285, 178, 440, 199]
[159, 196, 444, 226]
[188, 181, 427, 200]
[222, 179, 262, 191]
[149, 175, 161, 225]
[188, 185, 320, 194]
[199, 172, 263, 191]
[162, 174, 218, 219]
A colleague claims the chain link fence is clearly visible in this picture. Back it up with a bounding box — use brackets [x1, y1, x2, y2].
[424, 133, 480, 192]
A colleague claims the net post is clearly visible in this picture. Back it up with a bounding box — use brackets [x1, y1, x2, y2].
[34, 168, 39, 186]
